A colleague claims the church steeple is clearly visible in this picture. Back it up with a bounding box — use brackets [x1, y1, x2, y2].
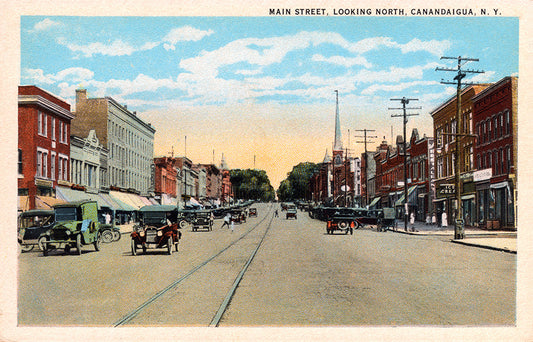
[333, 90, 343, 151]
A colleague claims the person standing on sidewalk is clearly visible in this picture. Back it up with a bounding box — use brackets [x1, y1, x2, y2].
[409, 211, 416, 232]
[441, 211, 448, 228]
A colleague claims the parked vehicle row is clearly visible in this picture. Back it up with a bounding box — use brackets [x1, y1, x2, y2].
[18, 201, 262, 257]
[321, 207, 397, 235]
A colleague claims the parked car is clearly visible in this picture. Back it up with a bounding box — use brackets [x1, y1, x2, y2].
[248, 207, 258, 217]
[190, 210, 214, 232]
[131, 205, 181, 255]
[377, 208, 396, 232]
[286, 208, 297, 219]
[326, 208, 357, 235]
[41, 200, 102, 256]
[17, 209, 55, 252]
[176, 209, 197, 229]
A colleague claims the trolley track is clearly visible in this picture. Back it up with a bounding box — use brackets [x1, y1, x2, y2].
[113, 204, 274, 327]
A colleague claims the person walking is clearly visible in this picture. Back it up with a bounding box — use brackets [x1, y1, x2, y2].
[221, 213, 231, 229]
[274, 209, 279, 217]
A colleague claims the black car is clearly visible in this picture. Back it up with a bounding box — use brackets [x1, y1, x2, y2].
[18, 209, 55, 252]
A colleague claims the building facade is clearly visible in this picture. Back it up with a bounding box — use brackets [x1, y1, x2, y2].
[153, 156, 178, 204]
[70, 129, 109, 194]
[73, 89, 155, 196]
[18, 85, 75, 210]
[430, 85, 490, 226]
[472, 76, 517, 229]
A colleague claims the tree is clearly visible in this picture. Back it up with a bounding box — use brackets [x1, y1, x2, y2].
[276, 162, 319, 201]
[230, 169, 275, 201]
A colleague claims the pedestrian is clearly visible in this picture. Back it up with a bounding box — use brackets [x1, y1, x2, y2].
[425, 214, 431, 225]
[409, 211, 415, 232]
[274, 209, 279, 217]
[441, 211, 448, 228]
[221, 213, 231, 229]
[431, 213, 437, 226]
[230, 220, 234, 233]
[105, 212, 111, 225]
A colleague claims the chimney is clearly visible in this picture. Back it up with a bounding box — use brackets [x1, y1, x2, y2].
[76, 89, 87, 104]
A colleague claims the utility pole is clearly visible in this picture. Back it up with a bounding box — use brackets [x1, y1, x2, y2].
[389, 97, 420, 231]
[436, 56, 484, 240]
[355, 129, 377, 207]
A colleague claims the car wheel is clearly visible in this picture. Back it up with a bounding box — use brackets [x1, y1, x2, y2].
[131, 239, 137, 256]
[37, 236, 47, 251]
[20, 244, 33, 253]
[101, 230, 114, 243]
[94, 232, 101, 251]
[179, 220, 188, 229]
[112, 230, 121, 242]
[167, 236, 173, 255]
[76, 234, 82, 255]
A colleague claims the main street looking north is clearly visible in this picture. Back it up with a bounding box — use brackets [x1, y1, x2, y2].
[18, 203, 515, 326]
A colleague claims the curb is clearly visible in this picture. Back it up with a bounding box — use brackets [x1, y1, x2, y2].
[450, 240, 517, 254]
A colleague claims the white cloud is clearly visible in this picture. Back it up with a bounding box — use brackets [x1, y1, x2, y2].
[396, 38, 451, 57]
[162, 26, 214, 50]
[361, 80, 439, 95]
[22, 67, 94, 84]
[33, 18, 60, 32]
[58, 39, 144, 57]
[311, 54, 372, 68]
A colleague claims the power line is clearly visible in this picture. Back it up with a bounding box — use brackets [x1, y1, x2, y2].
[389, 97, 420, 232]
[355, 129, 377, 207]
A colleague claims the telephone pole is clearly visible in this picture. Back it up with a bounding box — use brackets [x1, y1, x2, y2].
[389, 97, 420, 231]
[355, 129, 377, 207]
[436, 56, 484, 240]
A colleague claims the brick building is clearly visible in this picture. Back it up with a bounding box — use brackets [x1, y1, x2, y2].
[430, 84, 490, 226]
[472, 76, 517, 229]
[153, 156, 178, 204]
[18, 85, 75, 210]
[198, 164, 222, 204]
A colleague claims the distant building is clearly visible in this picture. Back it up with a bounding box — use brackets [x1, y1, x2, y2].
[73, 89, 155, 196]
[153, 156, 178, 204]
[18, 85, 75, 210]
[197, 164, 221, 204]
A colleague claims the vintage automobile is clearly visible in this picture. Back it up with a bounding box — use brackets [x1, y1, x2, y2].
[41, 200, 102, 256]
[248, 207, 257, 217]
[98, 211, 121, 243]
[176, 209, 197, 229]
[190, 210, 213, 232]
[131, 205, 181, 255]
[376, 208, 396, 232]
[230, 209, 247, 223]
[17, 209, 55, 252]
[326, 208, 357, 235]
[286, 207, 297, 220]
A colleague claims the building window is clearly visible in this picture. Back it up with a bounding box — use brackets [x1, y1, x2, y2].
[51, 118, 56, 141]
[51, 152, 56, 180]
[18, 149, 23, 175]
[505, 110, 511, 135]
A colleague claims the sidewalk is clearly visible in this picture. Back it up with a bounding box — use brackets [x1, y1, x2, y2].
[388, 221, 517, 254]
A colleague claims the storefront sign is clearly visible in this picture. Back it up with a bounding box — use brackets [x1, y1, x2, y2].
[35, 178, 53, 188]
[473, 168, 492, 182]
[439, 184, 455, 195]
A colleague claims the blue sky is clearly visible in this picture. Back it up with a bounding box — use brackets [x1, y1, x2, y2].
[20, 16, 519, 187]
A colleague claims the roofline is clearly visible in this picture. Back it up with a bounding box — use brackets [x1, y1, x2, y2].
[471, 76, 517, 102]
[18, 95, 75, 120]
[429, 84, 491, 116]
[105, 96, 156, 134]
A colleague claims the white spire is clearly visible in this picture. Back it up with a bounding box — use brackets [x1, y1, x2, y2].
[333, 90, 343, 151]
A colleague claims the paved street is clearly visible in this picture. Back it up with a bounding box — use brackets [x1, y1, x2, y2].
[18, 203, 516, 326]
